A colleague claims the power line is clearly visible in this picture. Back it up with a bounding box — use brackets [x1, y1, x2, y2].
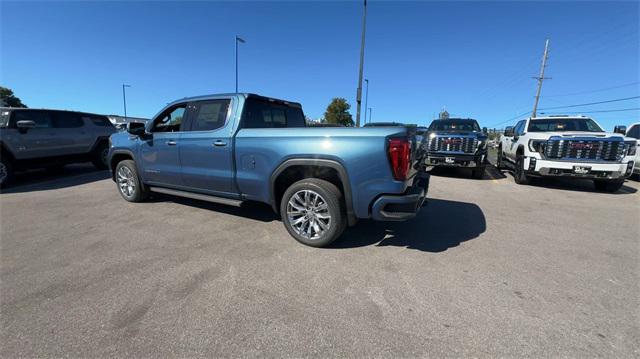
[542, 81, 639, 97]
[538, 96, 640, 110]
[488, 110, 531, 127]
[540, 107, 640, 115]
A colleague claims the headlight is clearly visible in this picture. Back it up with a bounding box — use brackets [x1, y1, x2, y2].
[626, 142, 637, 156]
[528, 140, 545, 152]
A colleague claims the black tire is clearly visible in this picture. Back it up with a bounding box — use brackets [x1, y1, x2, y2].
[0, 157, 13, 188]
[471, 167, 484, 179]
[280, 178, 347, 248]
[114, 159, 148, 202]
[513, 155, 530, 185]
[496, 147, 505, 170]
[594, 179, 624, 193]
[92, 141, 109, 170]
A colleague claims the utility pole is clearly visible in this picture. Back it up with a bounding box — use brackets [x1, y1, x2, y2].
[235, 36, 246, 93]
[532, 39, 551, 118]
[355, 0, 367, 127]
[364, 79, 369, 124]
[368, 107, 372, 124]
[122, 84, 131, 121]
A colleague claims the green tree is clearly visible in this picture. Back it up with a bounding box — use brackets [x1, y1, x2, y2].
[0, 87, 27, 108]
[323, 98, 353, 126]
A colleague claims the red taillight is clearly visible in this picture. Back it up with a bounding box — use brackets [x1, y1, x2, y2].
[388, 138, 411, 180]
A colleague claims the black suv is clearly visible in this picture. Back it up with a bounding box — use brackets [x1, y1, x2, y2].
[0, 108, 116, 187]
[425, 118, 488, 179]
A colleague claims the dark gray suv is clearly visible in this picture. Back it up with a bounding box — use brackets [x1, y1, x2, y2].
[0, 108, 116, 187]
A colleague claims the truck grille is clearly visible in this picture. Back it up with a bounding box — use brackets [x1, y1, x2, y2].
[544, 139, 625, 162]
[427, 136, 477, 154]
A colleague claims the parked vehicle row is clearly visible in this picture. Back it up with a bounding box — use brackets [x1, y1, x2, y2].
[0, 107, 116, 186]
[107, 93, 430, 248]
[2, 99, 636, 247]
[496, 115, 637, 192]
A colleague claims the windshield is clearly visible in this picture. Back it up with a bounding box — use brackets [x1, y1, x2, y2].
[428, 120, 480, 132]
[527, 118, 604, 132]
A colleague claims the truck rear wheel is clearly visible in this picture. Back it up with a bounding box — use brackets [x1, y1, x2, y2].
[0, 157, 13, 188]
[92, 141, 109, 170]
[280, 178, 346, 248]
[593, 179, 624, 193]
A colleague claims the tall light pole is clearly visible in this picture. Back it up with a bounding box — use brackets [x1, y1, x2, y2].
[532, 39, 551, 118]
[368, 107, 372, 124]
[235, 35, 246, 93]
[355, 0, 368, 127]
[122, 84, 131, 121]
[364, 79, 369, 124]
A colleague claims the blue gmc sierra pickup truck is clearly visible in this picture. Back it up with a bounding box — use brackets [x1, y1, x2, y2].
[108, 93, 429, 247]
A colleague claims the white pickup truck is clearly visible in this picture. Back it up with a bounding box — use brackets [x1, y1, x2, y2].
[497, 115, 637, 192]
[624, 122, 640, 177]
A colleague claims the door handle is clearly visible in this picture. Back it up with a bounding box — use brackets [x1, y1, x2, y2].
[213, 140, 227, 147]
[166, 140, 177, 146]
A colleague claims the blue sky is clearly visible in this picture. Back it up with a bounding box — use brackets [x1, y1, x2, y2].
[1, 1, 638, 130]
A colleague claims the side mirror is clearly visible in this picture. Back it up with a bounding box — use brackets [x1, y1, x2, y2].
[504, 126, 514, 137]
[16, 120, 36, 133]
[127, 122, 147, 136]
[613, 125, 627, 135]
[482, 127, 488, 134]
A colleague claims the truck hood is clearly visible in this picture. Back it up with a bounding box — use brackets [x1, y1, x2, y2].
[525, 131, 634, 142]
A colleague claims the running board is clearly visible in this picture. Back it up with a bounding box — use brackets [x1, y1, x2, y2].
[149, 187, 243, 207]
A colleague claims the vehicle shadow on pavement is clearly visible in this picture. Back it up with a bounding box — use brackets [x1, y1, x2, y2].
[500, 172, 638, 195]
[428, 165, 507, 181]
[332, 198, 486, 252]
[148, 195, 279, 222]
[0, 165, 110, 194]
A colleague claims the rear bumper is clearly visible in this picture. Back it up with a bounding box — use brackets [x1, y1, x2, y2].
[427, 152, 486, 168]
[524, 157, 635, 179]
[370, 172, 430, 221]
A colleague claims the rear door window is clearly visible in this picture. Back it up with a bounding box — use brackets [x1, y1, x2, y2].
[52, 112, 84, 128]
[13, 110, 53, 128]
[0, 110, 10, 127]
[186, 100, 230, 131]
[242, 98, 305, 128]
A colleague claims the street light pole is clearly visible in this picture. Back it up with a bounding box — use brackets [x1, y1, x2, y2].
[364, 79, 369, 124]
[368, 107, 372, 124]
[355, 0, 367, 127]
[122, 84, 131, 121]
[235, 35, 246, 93]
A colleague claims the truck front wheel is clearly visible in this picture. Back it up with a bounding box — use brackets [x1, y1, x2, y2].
[514, 155, 530, 185]
[280, 178, 346, 248]
[593, 179, 624, 193]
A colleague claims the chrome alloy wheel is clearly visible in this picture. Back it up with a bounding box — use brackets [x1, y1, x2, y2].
[286, 189, 331, 240]
[0, 162, 7, 185]
[117, 166, 136, 198]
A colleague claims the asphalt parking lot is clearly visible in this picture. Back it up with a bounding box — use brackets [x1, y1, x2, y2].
[1, 164, 639, 357]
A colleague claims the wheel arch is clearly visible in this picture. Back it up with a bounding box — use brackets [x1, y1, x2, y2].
[270, 158, 356, 226]
[109, 149, 136, 181]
